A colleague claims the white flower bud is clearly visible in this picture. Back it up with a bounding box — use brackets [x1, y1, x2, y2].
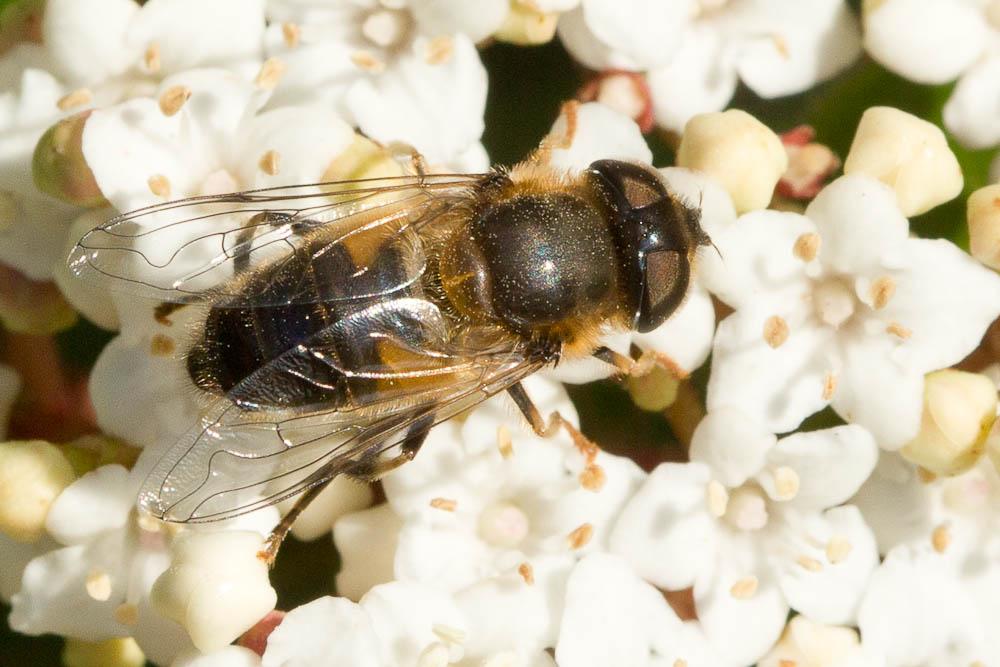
[967, 183, 1000, 270]
[758, 615, 866, 667]
[62, 638, 145, 667]
[900, 370, 998, 476]
[677, 110, 788, 214]
[844, 107, 963, 216]
[0, 440, 76, 542]
[494, 2, 559, 46]
[151, 530, 277, 653]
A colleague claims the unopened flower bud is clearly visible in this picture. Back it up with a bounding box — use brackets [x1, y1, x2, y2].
[151, 530, 277, 653]
[62, 638, 145, 667]
[844, 107, 962, 216]
[322, 135, 405, 184]
[0, 266, 78, 335]
[494, 2, 558, 46]
[967, 184, 1000, 270]
[677, 110, 787, 213]
[0, 440, 76, 542]
[758, 615, 864, 667]
[900, 370, 998, 476]
[32, 111, 107, 207]
[627, 364, 679, 412]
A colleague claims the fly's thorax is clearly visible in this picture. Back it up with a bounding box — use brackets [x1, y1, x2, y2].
[438, 176, 625, 344]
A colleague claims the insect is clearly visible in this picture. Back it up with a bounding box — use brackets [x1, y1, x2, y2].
[69, 124, 711, 562]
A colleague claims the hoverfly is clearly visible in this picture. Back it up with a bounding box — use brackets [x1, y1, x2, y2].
[69, 116, 711, 562]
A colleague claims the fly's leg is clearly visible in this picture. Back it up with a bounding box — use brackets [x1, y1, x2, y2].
[529, 100, 579, 166]
[258, 477, 331, 566]
[592, 345, 687, 380]
[506, 382, 598, 461]
[384, 141, 428, 177]
[257, 414, 435, 566]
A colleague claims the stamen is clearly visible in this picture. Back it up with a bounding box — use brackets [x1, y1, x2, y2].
[259, 149, 281, 176]
[870, 276, 896, 310]
[706, 480, 729, 517]
[424, 36, 454, 64]
[281, 22, 301, 48]
[793, 232, 820, 261]
[886, 321, 911, 339]
[351, 51, 386, 73]
[429, 497, 457, 512]
[158, 85, 191, 116]
[114, 603, 139, 626]
[579, 463, 606, 491]
[567, 522, 593, 550]
[416, 642, 449, 667]
[147, 174, 171, 199]
[85, 569, 112, 601]
[931, 524, 951, 553]
[772, 466, 800, 501]
[149, 334, 175, 356]
[796, 555, 823, 572]
[729, 575, 758, 599]
[763, 315, 790, 348]
[255, 58, 286, 89]
[57, 88, 92, 111]
[496, 425, 513, 458]
[822, 372, 837, 400]
[825, 536, 852, 564]
[518, 562, 534, 585]
[144, 43, 161, 73]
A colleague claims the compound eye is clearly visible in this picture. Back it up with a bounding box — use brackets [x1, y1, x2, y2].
[637, 249, 690, 332]
[588, 159, 667, 212]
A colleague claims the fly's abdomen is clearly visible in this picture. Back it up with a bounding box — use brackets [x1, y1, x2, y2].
[188, 227, 428, 411]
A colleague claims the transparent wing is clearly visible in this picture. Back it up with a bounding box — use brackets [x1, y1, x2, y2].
[68, 174, 482, 307]
[138, 298, 542, 523]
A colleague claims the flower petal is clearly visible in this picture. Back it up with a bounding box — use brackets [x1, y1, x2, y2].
[45, 465, 135, 546]
[708, 309, 835, 435]
[772, 505, 879, 624]
[764, 425, 877, 511]
[647, 25, 738, 133]
[725, 0, 862, 98]
[42, 0, 138, 87]
[830, 333, 925, 449]
[850, 453, 934, 555]
[333, 504, 403, 601]
[171, 646, 262, 667]
[879, 237, 1000, 373]
[345, 34, 486, 167]
[410, 0, 510, 43]
[547, 102, 651, 171]
[804, 175, 909, 278]
[360, 582, 465, 665]
[690, 408, 776, 488]
[944, 55, 1000, 149]
[632, 283, 715, 375]
[863, 0, 988, 84]
[693, 534, 789, 666]
[261, 596, 384, 667]
[609, 463, 717, 590]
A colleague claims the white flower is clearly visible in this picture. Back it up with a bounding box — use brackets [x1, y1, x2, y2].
[171, 646, 262, 667]
[0, 0, 266, 285]
[335, 376, 645, 654]
[263, 0, 492, 168]
[559, 0, 862, 133]
[261, 582, 533, 667]
[704, 174, 1000, 448]
[865, 0, 1000, 149]
[857, 543, 992, 665]
[609, 408, 879, 666]
[540, 103, 718, 384]
[758, 615, 880, 667]
[555, 553, 729, 667]
[8, 461, 279, 665]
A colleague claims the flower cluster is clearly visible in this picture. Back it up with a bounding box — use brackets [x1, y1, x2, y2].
[4, 2, 1000, 667]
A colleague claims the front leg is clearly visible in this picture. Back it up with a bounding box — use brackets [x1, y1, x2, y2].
[506, 382, 598, 461]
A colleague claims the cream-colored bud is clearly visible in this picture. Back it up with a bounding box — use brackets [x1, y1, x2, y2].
[900, 370, 998, 476]
[0, 441, 75, 542]
[32, 111, 107, 207]
[627, 364, 679, 412]
[844, 107, 963, 216]
[494, 3, 558, 46]
[967, 183, 1000, 270]
[758, 615, 865, 667]
[62, 638, 145, 667]
[677, 110, 787, 213]
[151, 530, 277, 652]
